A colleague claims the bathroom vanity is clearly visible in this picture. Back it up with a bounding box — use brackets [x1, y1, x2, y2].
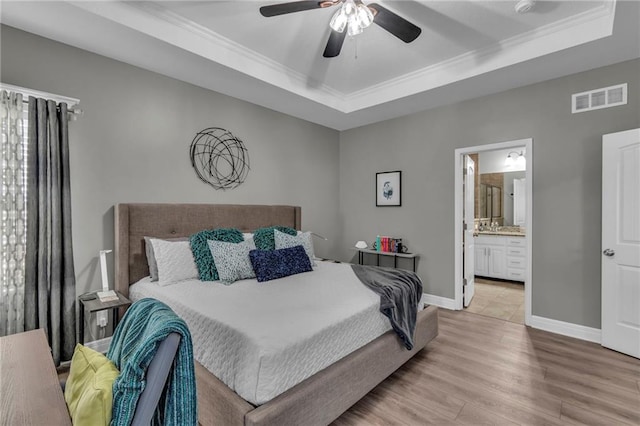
[474, 231, 526, 282]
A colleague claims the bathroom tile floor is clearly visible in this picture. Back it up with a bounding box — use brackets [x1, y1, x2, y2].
[466, 278, 524, 324]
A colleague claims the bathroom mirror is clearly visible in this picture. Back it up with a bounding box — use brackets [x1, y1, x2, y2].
[476, 171, 525, 225]
[473, 148, 526, 226]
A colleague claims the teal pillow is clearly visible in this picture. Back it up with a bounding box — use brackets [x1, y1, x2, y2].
[253, 226, 297, 251]
[190, 228, 243, 281]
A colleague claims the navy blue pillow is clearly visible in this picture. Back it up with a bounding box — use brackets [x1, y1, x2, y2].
[249, 245, 312, 282]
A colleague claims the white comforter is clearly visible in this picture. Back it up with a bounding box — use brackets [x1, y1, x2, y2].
[129, 262, 394, 405]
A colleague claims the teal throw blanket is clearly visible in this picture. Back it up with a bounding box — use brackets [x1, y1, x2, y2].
[107, 298, 197, 425]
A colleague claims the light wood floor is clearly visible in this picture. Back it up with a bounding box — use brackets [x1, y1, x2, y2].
[333, 309, 640, 425]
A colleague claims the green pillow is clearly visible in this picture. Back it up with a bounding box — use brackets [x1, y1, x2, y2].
[65, 344, 120, 426]
[190, 228, 244, 281]
[253, 226, 297, 251]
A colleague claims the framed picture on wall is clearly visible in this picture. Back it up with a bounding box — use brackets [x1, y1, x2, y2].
[376, 171, 402, 206]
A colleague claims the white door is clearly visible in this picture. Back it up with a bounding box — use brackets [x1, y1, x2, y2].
[464, 155, 475, 307]
[602, 128, 640, 359]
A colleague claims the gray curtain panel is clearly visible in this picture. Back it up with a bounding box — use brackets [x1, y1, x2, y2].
[24, 97, 76, 366]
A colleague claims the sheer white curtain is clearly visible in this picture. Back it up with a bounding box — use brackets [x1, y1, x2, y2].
[0, 90, 27, 336]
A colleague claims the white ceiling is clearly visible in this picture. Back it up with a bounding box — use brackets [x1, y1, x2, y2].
[1, 1, 638, 130]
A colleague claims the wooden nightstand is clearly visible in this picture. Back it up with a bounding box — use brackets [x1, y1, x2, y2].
[78, 291, 131, 344]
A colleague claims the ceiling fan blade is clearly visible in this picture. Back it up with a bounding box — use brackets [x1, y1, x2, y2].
[368, 3, 421, 43]
[260, 1, 328, 17]
[323, 29, 347, 58]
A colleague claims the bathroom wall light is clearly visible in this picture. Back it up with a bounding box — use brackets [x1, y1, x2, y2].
[505, 151, 526, 167]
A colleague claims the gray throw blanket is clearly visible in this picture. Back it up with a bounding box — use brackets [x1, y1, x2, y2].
[351, 265, 423, 350]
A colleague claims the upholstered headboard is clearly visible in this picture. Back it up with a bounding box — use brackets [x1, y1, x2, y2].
[114, 203, 301, 297]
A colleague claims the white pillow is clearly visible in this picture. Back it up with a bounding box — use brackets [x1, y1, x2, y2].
[149, 238, 198, 285]
[208, 239, 257, 285]
[274, 230, 316, 267]
[144, 236, 189, 281]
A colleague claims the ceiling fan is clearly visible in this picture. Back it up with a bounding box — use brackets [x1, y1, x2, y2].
[259, 0, 421, 58]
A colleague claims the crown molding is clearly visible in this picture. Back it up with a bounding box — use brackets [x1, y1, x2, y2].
[67, 0, 616, 114]
[345, 1, 616, 111]
[61, 0, 617, 115]
[68, 0, 348, 110]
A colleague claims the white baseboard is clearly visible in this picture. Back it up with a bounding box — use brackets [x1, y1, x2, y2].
[84, 336, 112, 354]
[529, 315, 601, 343]
[422, 293, 458, 310]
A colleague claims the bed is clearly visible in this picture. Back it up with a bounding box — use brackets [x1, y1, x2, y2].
[114, 203, 438, 426]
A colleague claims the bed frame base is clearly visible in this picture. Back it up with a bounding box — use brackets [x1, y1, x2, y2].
[196, 305, 438, 426]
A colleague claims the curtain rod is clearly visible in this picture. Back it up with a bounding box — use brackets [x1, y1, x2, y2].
[0, 82, 83, 117]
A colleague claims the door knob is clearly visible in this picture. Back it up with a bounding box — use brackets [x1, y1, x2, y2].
[603, 249, 615, 257]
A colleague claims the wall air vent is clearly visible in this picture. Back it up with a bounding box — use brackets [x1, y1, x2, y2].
[572, 83, 627, 113]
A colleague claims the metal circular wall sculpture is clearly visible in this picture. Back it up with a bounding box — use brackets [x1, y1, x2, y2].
[190, 127, 250, 190]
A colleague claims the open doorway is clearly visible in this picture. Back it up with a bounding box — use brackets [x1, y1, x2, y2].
[454, 139, 533, 325]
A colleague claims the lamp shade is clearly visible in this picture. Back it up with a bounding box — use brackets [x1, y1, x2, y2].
[355, 240, 368, 249]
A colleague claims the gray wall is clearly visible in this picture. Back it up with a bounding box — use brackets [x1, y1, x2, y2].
[0, 25, 340, 298]
[3, 24, 639, 331]
[339, 59, 639, 328]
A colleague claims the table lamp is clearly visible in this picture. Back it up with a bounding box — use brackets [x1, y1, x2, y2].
[355, 241, 368, 249]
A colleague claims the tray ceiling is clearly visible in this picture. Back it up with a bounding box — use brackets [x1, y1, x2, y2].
[1, 1, 638, 130]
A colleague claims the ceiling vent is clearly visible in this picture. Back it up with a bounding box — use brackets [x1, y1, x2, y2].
[572, 83, 627, 114]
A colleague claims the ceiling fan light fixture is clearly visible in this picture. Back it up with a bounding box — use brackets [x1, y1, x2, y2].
[343, 0, 356, 15]
[357, 3, 374, 27]
[330, 0, 373, 35]
[329, 8, 348, 32]
[347, 21, 361, 36]
[261, 0, 422, 58]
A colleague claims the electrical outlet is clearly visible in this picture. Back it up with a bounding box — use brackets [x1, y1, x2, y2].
[97, 311, 108, 328]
